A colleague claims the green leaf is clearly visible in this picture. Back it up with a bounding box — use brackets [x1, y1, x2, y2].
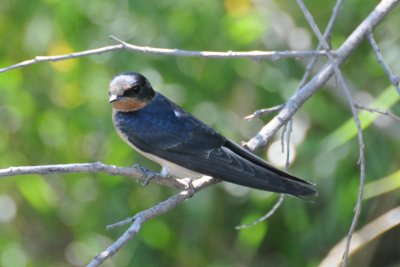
[364, 169, 400, 200]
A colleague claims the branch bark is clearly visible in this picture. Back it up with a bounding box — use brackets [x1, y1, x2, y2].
[245, 0, 400, 151]
[0, 162, 199, 190]
[0, 41, 329, 74]
[0, 162, 219, 266]
[87, 176, 218, 267]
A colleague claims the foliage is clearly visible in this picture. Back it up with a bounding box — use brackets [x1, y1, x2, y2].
[0, 0, 399, 266]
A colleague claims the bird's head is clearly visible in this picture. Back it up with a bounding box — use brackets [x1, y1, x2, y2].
[109, 72, 156, 112]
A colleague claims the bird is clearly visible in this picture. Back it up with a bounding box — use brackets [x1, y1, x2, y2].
[108, 72, 317, 197]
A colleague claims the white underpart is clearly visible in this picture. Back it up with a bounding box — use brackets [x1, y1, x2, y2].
[113, 113, 203, 178]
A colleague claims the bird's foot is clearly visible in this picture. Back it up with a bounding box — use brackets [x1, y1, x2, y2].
[141, 166, 173, 186]
[182, 177, 195, 197]
[132, 163, 157, 186]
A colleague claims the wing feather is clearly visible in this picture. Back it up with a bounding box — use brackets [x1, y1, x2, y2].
[114, 93, 316, 196]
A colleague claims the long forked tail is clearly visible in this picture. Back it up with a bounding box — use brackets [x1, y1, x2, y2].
[212, 141, 318, 197]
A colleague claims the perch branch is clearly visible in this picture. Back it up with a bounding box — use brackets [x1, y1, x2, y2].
[0, 162, 194, 190]
[0, 162, 220, 267]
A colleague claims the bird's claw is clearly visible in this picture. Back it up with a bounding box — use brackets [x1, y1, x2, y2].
[132, 163, 157, 186]
[182, 178, 196, 197]
[132, 163, 148, 173]
[142, 172, 158, 186]
[142, 166, 172, 186]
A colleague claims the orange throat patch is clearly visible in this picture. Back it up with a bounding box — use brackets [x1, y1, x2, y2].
[112, 98, 148, 112]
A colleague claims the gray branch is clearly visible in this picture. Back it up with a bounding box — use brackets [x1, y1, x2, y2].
[355, 103, 400, 123]
[0, 162, 195, 190]
[87, 176, 218, 267]
[245, 0, 400, 151]
[0, 40, 329, 74]
[0, 162, 220, 267]
[367, 31, 400, 95]
[296, 1, 366, 266]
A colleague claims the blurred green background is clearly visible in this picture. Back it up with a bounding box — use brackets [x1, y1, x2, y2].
[1, 0, 400, 266]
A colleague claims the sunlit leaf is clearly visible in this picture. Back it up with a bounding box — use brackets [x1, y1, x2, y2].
[364, 169, 400, 199]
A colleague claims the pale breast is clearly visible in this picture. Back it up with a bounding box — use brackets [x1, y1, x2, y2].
[112, 109, 203, 178]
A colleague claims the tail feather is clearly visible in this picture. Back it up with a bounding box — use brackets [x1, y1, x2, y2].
[210, 141, 318, 197]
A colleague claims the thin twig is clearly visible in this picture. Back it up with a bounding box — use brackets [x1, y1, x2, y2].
[245, 1, 343, 124]
[87, 176, 217, 267]
[337, 86, 366, 267]
[323, 0, 344, 47]
[367, 31, 400, 95]
[246, 0, 399, 151]
[284, 120, 293, 171]
[295, 1, 366, 266]
[109, 35, 329, 60]
[246, 0, 343, 183]
[235, 119, 293, 230]
[244, 104, 284, 120]
[0, 39, 330, 74]
[0, 45, 123, 74]
[355, 103, 400, 123]
[281, 123, 288, 154]
[298, 0, 344, 87]
[235, 194, 285, 230]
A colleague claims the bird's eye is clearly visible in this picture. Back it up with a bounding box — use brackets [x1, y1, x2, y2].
[122, 85, 140, 97]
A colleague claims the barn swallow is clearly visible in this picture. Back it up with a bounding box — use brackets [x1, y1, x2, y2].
[109, 72, 317, 197]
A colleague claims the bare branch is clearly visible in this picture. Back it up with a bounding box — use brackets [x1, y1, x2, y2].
[87, 176, 217, 267]
[298, 0, 343, 87]
[0, 38, 330, 74]
[245, 0, 400, 151]
[108, 35, 329, 60]
[0, 162, 193, 190]
[355, 103, 400, 123]
[284, 120, 293, 171]
[242, 0, 343, 124]
[0, 45, 123, 74]
[235, 194, 285, 230]
[244, 104, 284, 120]
[295, 1, 366, 266]
[323, 0, 344, 46]
[0, 161, 219, 267]
[367, 31, 400, 95]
